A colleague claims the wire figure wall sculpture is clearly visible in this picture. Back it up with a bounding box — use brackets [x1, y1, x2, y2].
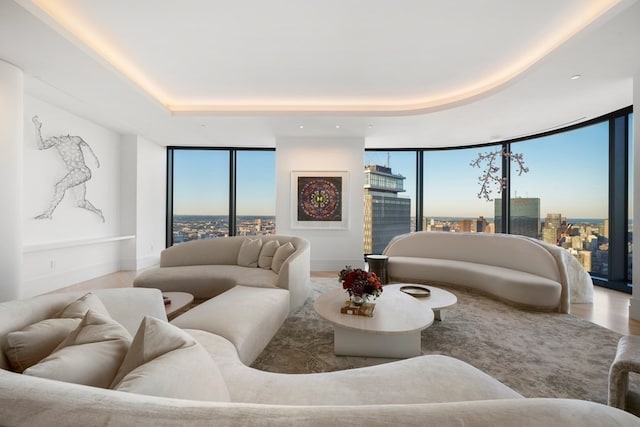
[32, 116, 105, 222]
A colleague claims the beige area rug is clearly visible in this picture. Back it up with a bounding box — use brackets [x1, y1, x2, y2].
[252, 278, 622, 404]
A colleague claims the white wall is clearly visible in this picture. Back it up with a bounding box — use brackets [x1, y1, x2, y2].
[0, 60, 23, 302]
[276, 137, 365, 271]
[135, 136, 166, 269]
[20, 96, 165, 297]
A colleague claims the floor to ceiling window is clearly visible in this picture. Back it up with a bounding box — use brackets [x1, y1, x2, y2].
[424, 146, 499, 233]
[509, 123, 609, 276]
[364, 151, 416, 254]
[364, 106, 633, 292]
[236, 150, 276, 236]
[167, 148, 275, 246]
[170, 149, 230, 243]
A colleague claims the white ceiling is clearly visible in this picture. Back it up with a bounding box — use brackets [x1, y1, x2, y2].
[1, 0, 639, 148]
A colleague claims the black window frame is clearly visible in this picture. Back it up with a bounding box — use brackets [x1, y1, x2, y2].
[166, 147, 276, 247]
[366, 106, 633, 292]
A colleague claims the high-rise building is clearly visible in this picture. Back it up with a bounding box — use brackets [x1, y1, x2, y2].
[364, 165, 411, 254]
[460, 219, 473, 232]
[542, 213, 564, 245]
[476, 216, 490, 233]
[494, 198, 541, 238]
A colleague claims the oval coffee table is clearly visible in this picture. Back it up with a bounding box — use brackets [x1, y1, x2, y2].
[386, 284, 457, 321]
[314, 287, 434, 358]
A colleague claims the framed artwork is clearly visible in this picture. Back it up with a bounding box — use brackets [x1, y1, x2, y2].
[291, 171, 349, 229]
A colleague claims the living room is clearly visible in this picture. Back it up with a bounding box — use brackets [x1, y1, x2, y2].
[2, 1, 640, 425]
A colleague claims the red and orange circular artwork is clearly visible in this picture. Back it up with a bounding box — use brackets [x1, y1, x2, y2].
[297, 177, 342, 221]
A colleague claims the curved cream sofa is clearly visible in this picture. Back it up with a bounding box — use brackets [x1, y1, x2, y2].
[1, 288, 636, 427]
[133, 235, 311, 312]
[383, 232, 594, 313]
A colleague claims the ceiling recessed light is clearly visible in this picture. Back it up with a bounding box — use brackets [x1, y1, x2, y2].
[367, 124, 373, 129]
[335, 125, 340, 129]
[299, 125, 304, 129]
[570, 74, 581, 80]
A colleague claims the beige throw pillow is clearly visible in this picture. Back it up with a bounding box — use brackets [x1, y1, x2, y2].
[5, 292, 111, 372]
[23, 310, 132, 388]
[271, 241, 296, 274]
[258, 240, 280, 269]
[5, 318, 81, 372]
[111, 316, 230, 402]
[56, 292, 110, 319]
[237, 238, 262, 268]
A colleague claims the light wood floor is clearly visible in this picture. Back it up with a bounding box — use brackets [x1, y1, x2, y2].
[54, 270, 640, 336]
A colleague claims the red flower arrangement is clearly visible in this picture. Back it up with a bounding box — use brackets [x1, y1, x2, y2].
[338, 266, 383, 301]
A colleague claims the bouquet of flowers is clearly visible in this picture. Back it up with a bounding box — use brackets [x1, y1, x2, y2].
[338, 265, 383, 301]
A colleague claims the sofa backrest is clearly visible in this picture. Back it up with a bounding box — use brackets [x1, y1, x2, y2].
[383, 231, 561, 282]
[160, 235, 306, 268]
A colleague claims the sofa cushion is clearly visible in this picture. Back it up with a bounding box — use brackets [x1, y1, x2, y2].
[237, 238, 262, 268]
[23, 310, 132, 388]
[133, 265, 279, 299]
[171, 286, 289, 365]
[4, 292, 111, 372]
[258, 239, 280, 269]
[6, 318, 81, 373]
[111, 316, 230, 402]
[271, 241, 296, 274]
[388, 256, 562, 309]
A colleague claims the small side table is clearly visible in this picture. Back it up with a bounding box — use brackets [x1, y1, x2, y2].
[366, 254, 389, 284]
[163, 292, 194, 320]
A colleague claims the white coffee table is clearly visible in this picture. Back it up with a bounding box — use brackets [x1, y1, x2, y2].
[385, 284, 458, 321]
[314, 287, 434, 358]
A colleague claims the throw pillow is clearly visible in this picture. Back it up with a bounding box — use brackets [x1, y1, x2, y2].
[111, 316, 230, 402]
[5, 318, 81, 373]
[56, 292, 110, 319]
[258, 239, 280, 269]
[5, 292, 111, 372]
[270, 241, 296, 274]
[23, 310, 132, 388]
[237, 238, 262, 268]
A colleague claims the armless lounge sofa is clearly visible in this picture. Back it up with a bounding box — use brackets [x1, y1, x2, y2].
[383, 231, 593, 313]
[133, 235, 311, 364]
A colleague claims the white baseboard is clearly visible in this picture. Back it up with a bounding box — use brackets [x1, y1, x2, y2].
[21, 261, 120, 298]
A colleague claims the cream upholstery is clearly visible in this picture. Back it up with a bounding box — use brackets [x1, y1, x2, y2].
[171, 286, 290, 365]
[258, 239, 280, 269]
[0, 288, 637, 426]
[383, 232, 593, 313]
[23, 310, 132, 388]
[134, 235, 311, 312]
[236, 238, 262, 267]
[112, 316, 230, 402]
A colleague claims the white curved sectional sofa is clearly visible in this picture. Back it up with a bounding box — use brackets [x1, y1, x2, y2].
[133, 235, 311, 312]
[1, 288, 636, 427]
[383, 231, 594, 313]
